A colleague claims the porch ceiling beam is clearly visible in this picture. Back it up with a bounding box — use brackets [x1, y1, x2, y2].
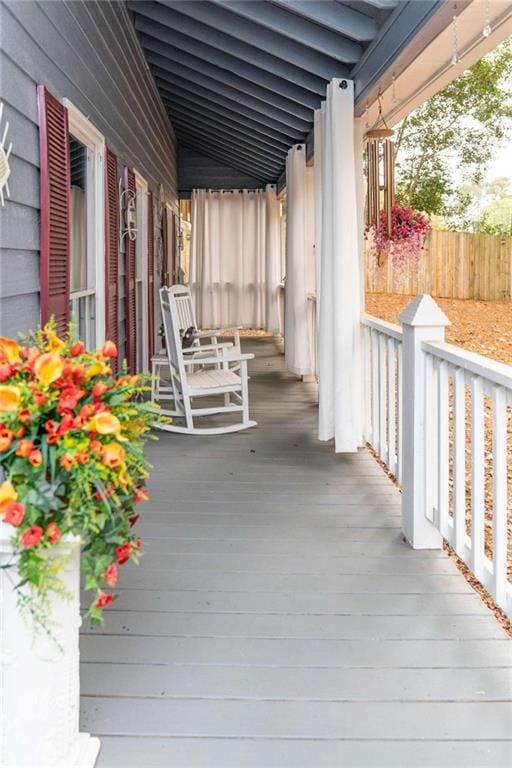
[162, 102, 288, 161]
[177, 138, 274, 182]
[270, 1, 377, 41]
[178, 142, 268, 186]
[146, 53, 312, 129]
[170, 115, 285, 172]
[211, 0, 364, 59]
[128, 1, 328, 95]
[172, 120, 283, 173]
[158, 0, 351, 78]
[153, 74, 306, 139]
[352, 0, 462, 110]
[159, 84, 298, 146]
[135, 19, 320, 109]
[142, 39, 313, 123]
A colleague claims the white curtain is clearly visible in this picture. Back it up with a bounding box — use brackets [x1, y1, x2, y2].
[315, 79, 362, 452]
[190, 186, 281, 331]
[284, 145, 314, 376]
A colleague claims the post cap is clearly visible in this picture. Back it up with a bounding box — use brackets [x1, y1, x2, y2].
[398, 294, 451, 327]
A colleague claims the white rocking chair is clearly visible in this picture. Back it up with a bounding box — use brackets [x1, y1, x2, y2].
[151, 284, 242, 401]
[155, 286, 257, 435]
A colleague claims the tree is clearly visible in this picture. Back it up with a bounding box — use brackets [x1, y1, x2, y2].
[394, 38, 512, 230]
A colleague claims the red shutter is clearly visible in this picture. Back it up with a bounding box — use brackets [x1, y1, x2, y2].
[147, 190, 155, 365]
[104, 148, 119, 364]
[37, 86, 71, 335]
[124, 167, 137, 373]
[161, 206, 169, 287]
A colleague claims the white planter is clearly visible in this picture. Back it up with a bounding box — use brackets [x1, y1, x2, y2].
[0, 524, 100, 768]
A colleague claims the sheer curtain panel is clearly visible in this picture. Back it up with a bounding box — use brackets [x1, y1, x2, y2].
[190, 186, 281, 331]
[285, 145, 314, 376]
[315, 79, 362, 452]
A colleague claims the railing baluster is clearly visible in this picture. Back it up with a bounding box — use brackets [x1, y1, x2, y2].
[397, 342, 403, 484]
[437, 360, 450, 540]
[371, 329, 379, 453]
[386, 337, 396, 474]
[378, 333, 386, 461]
[453, 366, 466, 556]
[424, 352, 435, 523]
[492, 385, 507, 609]
[470, 376, 485, 581]
[363, 326, 372, 442]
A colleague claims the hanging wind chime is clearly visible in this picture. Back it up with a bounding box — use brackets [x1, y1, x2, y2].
[365, 94, 395, 265]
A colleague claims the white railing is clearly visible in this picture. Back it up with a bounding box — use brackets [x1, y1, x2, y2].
[307, 292, 317, 378]
[362, 295, 512, 617]
[423, 340, 512, 615]
[362, 315, 403, 483]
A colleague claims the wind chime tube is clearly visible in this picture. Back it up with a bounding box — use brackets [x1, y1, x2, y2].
[366, 139, 380, 228]
[383, 139, 395, 237]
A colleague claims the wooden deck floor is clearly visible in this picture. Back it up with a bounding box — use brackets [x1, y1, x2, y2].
[80, 338, 512, 767]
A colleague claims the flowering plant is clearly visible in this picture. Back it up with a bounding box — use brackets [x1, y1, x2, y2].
[367, 205, 431, 269]
[0, 324, 156, 634]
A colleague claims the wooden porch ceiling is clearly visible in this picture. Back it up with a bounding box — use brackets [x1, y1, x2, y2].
[127, 1, 452, 191]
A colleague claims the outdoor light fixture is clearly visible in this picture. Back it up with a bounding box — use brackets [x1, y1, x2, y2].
[119, 178, 137, 242]
[0, 102, 12, 207]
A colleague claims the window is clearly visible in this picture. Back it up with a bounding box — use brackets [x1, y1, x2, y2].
[63, 100, 105, 348]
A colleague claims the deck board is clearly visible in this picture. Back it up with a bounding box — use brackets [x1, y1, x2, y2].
[80, 337, 512, 767]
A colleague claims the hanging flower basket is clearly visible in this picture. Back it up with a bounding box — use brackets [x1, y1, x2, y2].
[366, 205, 431, 271]
[0, 324, 158, 767]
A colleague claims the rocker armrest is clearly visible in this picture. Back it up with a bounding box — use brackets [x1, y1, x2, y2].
[197, 326, 242, 339]
[182, 342, 233, 354]
[183, 352, 254, 366]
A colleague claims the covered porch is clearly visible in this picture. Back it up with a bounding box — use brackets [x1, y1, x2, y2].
[80, 337, 511, 767]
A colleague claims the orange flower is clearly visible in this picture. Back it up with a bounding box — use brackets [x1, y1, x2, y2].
[0, 427, 13, 452]
[15, 439, 35, 458]
[33, 391, 47, 406]
[90, 440, 102, 453]
[60, 452, 75, 470]
[70, 341, 84, 357]
[4, 501, 25, 527]
[92, 381, 108, 398]
[46, 522, 61, 543]
[0, 479, 17, 513]
[0, 385, 21, 412]
[101, 442, 125, 468]
[29, 449, 43, 467]
[18, 409, 32, 424]
[0, 337, 21, 364]
[88, 412, 122, 437]
[0, 363, 13, 381]
[34, 352, 63, 386]
[15, 426, 26, 438]
[102, 341, 118, 359]
[76, 451, 88, 464]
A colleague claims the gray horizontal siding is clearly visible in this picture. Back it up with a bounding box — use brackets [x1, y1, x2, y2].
[0, 0, 177, 340]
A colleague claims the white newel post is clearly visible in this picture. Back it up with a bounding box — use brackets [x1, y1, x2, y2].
[0, 524, 100, 768]
[399, 295, 450, 549]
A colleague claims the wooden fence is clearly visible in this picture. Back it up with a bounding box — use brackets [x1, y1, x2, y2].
[366, 229, 512, 300]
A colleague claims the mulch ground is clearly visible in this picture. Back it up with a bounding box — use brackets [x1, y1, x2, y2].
[366, 293, 512, 636]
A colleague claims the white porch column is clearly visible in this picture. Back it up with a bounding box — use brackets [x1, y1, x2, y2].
[399, 294, 450, 549]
